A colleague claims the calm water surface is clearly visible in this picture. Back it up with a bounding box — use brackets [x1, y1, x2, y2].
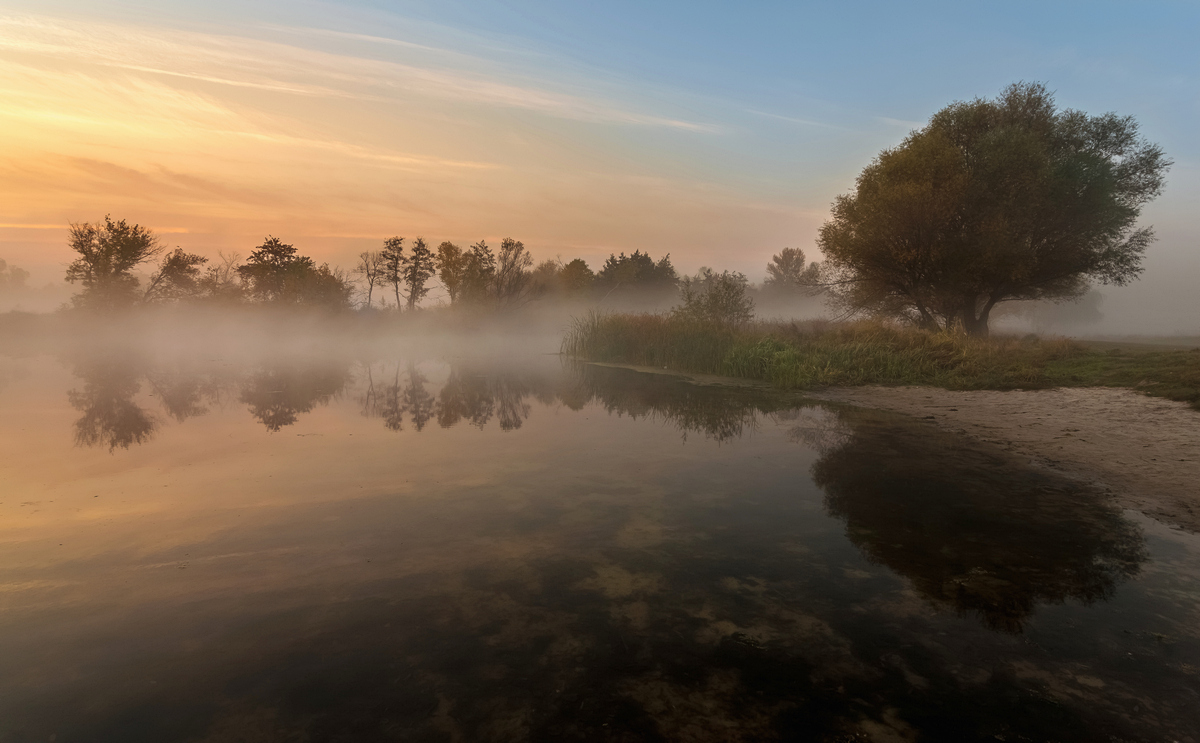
[0, 347, 1197, 742]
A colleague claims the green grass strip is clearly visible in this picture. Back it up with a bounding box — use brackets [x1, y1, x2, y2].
[563, 312, 1200, 409]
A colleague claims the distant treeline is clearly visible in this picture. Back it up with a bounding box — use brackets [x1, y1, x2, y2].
[50, 215, 825, 320]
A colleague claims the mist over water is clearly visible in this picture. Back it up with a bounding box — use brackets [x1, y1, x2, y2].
[1, 326, 1198, 742]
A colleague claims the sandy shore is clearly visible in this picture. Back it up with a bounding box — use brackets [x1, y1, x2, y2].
[811, 386, 1200, 533]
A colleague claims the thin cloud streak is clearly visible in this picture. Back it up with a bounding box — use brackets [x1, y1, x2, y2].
[0, 13, 714, 131]
[877, 116, 923, 130]
[746, 108, 847, 131]
[0, 61, 501, 174]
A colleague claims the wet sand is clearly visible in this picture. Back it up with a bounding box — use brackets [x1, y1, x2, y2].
[811, 386, 1200, 533]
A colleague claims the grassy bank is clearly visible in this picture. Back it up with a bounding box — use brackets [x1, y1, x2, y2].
[563, 313, 1200, 409]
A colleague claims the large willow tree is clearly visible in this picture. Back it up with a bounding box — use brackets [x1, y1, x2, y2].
[818, 83, 1170, 336]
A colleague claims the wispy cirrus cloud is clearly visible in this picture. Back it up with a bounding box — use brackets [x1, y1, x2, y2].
[745, 108, 846, 131]
[0, 57, 499, 174]
[0, 14, 713, 131]
[877, 116, 923, 130]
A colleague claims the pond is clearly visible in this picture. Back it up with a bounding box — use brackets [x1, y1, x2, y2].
[0, 345, 1197, 742]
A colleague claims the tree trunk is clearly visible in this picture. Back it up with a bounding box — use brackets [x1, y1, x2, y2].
[962, 313, 988, 337]
[960, 296, 998, 337]
[914, 303, 939, 331]
[976, 301, 995, 337]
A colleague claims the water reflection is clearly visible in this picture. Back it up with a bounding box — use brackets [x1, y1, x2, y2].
[67, 356, 156, 450]
[61, 355, 1152, 625]
[240, 363, 349, 432]
[9, 354, 1191, 741]
[64, 356, 802, 443]
[437, 365, 532, 431]
[62, 353, 1148, 633]
[146, 367, 211, 423]
[578, 364, 796, 442]
[799, 408, 1147, 632]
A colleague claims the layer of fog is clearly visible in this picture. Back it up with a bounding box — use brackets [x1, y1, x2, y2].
[2, 255, 1197, 342]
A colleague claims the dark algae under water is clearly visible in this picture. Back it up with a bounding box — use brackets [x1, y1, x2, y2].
[0, 349, 1197, 742]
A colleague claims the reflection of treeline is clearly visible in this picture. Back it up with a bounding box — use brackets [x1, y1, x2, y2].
[65, 354, 352, 448]
[359, 362, 537, 432]
[355, 361, 800, 441]
[65, 355, 237, 450]
[63, 353, 804, 447]
[62, 353, 1147, 632]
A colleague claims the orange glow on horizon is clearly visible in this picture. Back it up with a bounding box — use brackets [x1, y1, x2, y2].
[0, 12, 819, 282]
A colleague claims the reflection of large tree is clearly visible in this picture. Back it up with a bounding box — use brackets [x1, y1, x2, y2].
[67, 359, 156, 451]
[241, 365, 349, 432]
[807, 410, 1146, 632]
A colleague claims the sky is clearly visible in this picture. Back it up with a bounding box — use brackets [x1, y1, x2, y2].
[0, 0, 1197, 327]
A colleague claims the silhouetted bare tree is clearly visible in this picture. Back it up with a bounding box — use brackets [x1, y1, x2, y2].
[354, 250, 385, 308]
[197, 252, 244, 303]
[380, 237, 405, 310]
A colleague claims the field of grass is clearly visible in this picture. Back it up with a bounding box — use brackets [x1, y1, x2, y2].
[563, 313, 1200, 409]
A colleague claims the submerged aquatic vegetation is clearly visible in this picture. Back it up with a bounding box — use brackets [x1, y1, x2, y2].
[563, 312, 1200, 408]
